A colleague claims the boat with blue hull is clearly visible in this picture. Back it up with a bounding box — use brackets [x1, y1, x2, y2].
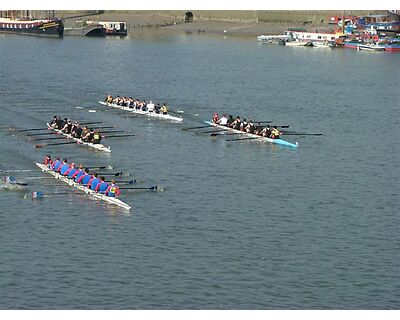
[204, 121, 298, 149]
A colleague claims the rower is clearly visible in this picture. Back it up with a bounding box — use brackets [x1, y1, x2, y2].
[51, 156, 62, 172]
[155, 103, 161, 114]
[254, 122, 263, 135]
[59, 159, 69, 174]
[245, 120, 255, 134]
[77, 168, 91, 185]
[82, 129, 94, 143]
[92, 130, 102, 144]
[95, 176, 109, 193]
[87, 173, 101, 190]
[240, 119, 248, 132]
[217, 114, 228, 126]
[61, 119, 73, 134]
[63, 163, 75, 177]
[227, 115, 234, 126]
[271, 126, 281, 139]
[260, 125, 271, 137]
[147, 101, 155, 113]
[230, 116, 241, 130]
[212, 113, 219, 124]
[161, 103, 168, 115]
[71, 165, 85, 181]
[71, 122, 83, 139]
[43, 154, 52, 168]
[106, 180, 121, 197]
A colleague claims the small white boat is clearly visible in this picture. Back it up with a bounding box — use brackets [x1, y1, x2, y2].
[312, 41, 335, 48]
[46, 124, 112, 153]
[357, 44, 385, 52]
[285, 40, 313, 47]
[99, 101, 183, 122]
[35, 162, 131, 210]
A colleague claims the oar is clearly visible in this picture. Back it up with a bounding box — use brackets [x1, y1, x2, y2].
[210, 132, 239, 136]
[87, 165, 113, 170]
[17, 128, 49, 132]
[225, 137, 260, 142]
[99, 172, 129, 177]
[99, 130, 125, 134]
[254, 121, 274, 123]
[107, 179, 137, 185]
[2, 176, 28, 186]
[26, 132, 55, 136]
[90, 126, 114, 130]
[181, 125, 212, 130]
[119, 185, 161, 191]
[104, 134, 137, 138]
[35, 141, 78, 148]
[199, 129, 229, 134]
[80, 121, 103, 125]
[33, 137, 66, 141]
[30, 191, 71, 199]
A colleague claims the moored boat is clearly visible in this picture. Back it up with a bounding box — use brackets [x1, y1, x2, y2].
[35, 162, 131, 210]
[47, 123, 112, 153]
[204, 121, 298, 149]
[99, 101, 183, 122]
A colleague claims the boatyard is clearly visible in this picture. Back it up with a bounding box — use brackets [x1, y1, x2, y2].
[0, 7, 399, 312]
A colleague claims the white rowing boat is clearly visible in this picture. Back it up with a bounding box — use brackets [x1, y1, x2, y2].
[99, 101, 183, 122]
[35, 162, 131, 210]
[46, 123, 111, 153]
[204, 121, 299, 148]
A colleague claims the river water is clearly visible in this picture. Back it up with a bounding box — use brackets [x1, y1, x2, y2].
[0, 33, 399, 309]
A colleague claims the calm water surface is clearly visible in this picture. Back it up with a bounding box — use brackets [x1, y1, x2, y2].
[0, 33, 399, 309]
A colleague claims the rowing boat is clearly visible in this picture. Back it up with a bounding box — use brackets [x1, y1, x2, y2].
[99, 101, 183, 122]
[35, 162, 131, 210]
[204, 121, 299, 148]
[46, 124, 111, 153]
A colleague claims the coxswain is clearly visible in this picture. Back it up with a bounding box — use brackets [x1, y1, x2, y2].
[95, 176, 109, 193]
[43, 154, 52, 167]
[212, 113, 219, 124]
[161, 103, 168, 115]
[49, 116, 58, 129]
[58, 159, 69, 174]
[77, 168, 91, 185]
[106, 180, 121, 197]
[63, 163, 75, 177]
[260, 125, 271, 137]
[230, 116, 241, 130]
[92, 131, 102, 144]
[87, 173, 101, 191]
[51, 156, 62, 172]
[71, 165, 85, 181]
[105, 94, 113, 103]
[61, 119, 73, 134]
[217, 114, 228, 126]
[271, 126, 281, 139]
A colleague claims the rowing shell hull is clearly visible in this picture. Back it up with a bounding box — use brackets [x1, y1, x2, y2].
[46, 124, 111, 153]
[99, 101, 183, 122]
[35, 162, 131, 210]
[204, 121, 299, 148]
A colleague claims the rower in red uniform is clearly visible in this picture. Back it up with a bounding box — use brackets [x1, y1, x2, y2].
[106, 180, 121, 197]
[43, 154, 52, 168]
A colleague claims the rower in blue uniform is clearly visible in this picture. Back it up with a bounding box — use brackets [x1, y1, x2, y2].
[51, 156, 62, 172]
[95, 176, 109, 193]
[77, 168, 91, 185]
[59, 159, 69, 174]
[87, 173, 101, 190]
